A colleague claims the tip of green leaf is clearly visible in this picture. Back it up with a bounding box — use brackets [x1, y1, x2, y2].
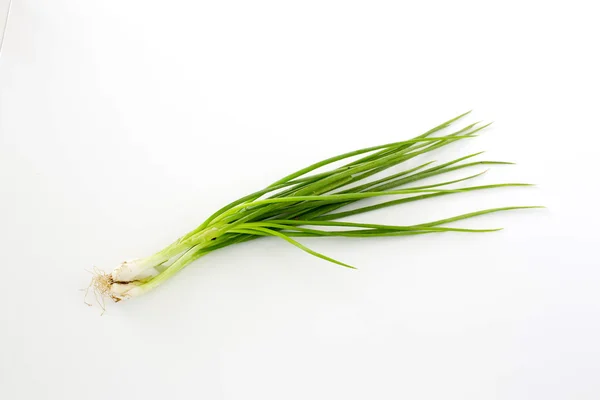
[447, 110, 473, 125]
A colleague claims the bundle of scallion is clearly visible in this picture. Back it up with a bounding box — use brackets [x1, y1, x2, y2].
[89, 112, 540, 305]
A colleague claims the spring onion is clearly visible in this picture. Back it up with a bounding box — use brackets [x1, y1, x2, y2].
[88, 112, 541, 306]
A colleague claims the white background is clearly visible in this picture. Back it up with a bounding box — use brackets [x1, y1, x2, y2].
[0, 1, 598, 399]
[0, 0, 11, 49]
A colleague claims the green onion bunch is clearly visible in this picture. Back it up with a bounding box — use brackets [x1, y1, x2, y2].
[90, 112, 540, 304]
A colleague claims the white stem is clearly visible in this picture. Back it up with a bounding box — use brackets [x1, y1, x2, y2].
[111, 258, 160, 282]
[109, 281, 148, 300]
